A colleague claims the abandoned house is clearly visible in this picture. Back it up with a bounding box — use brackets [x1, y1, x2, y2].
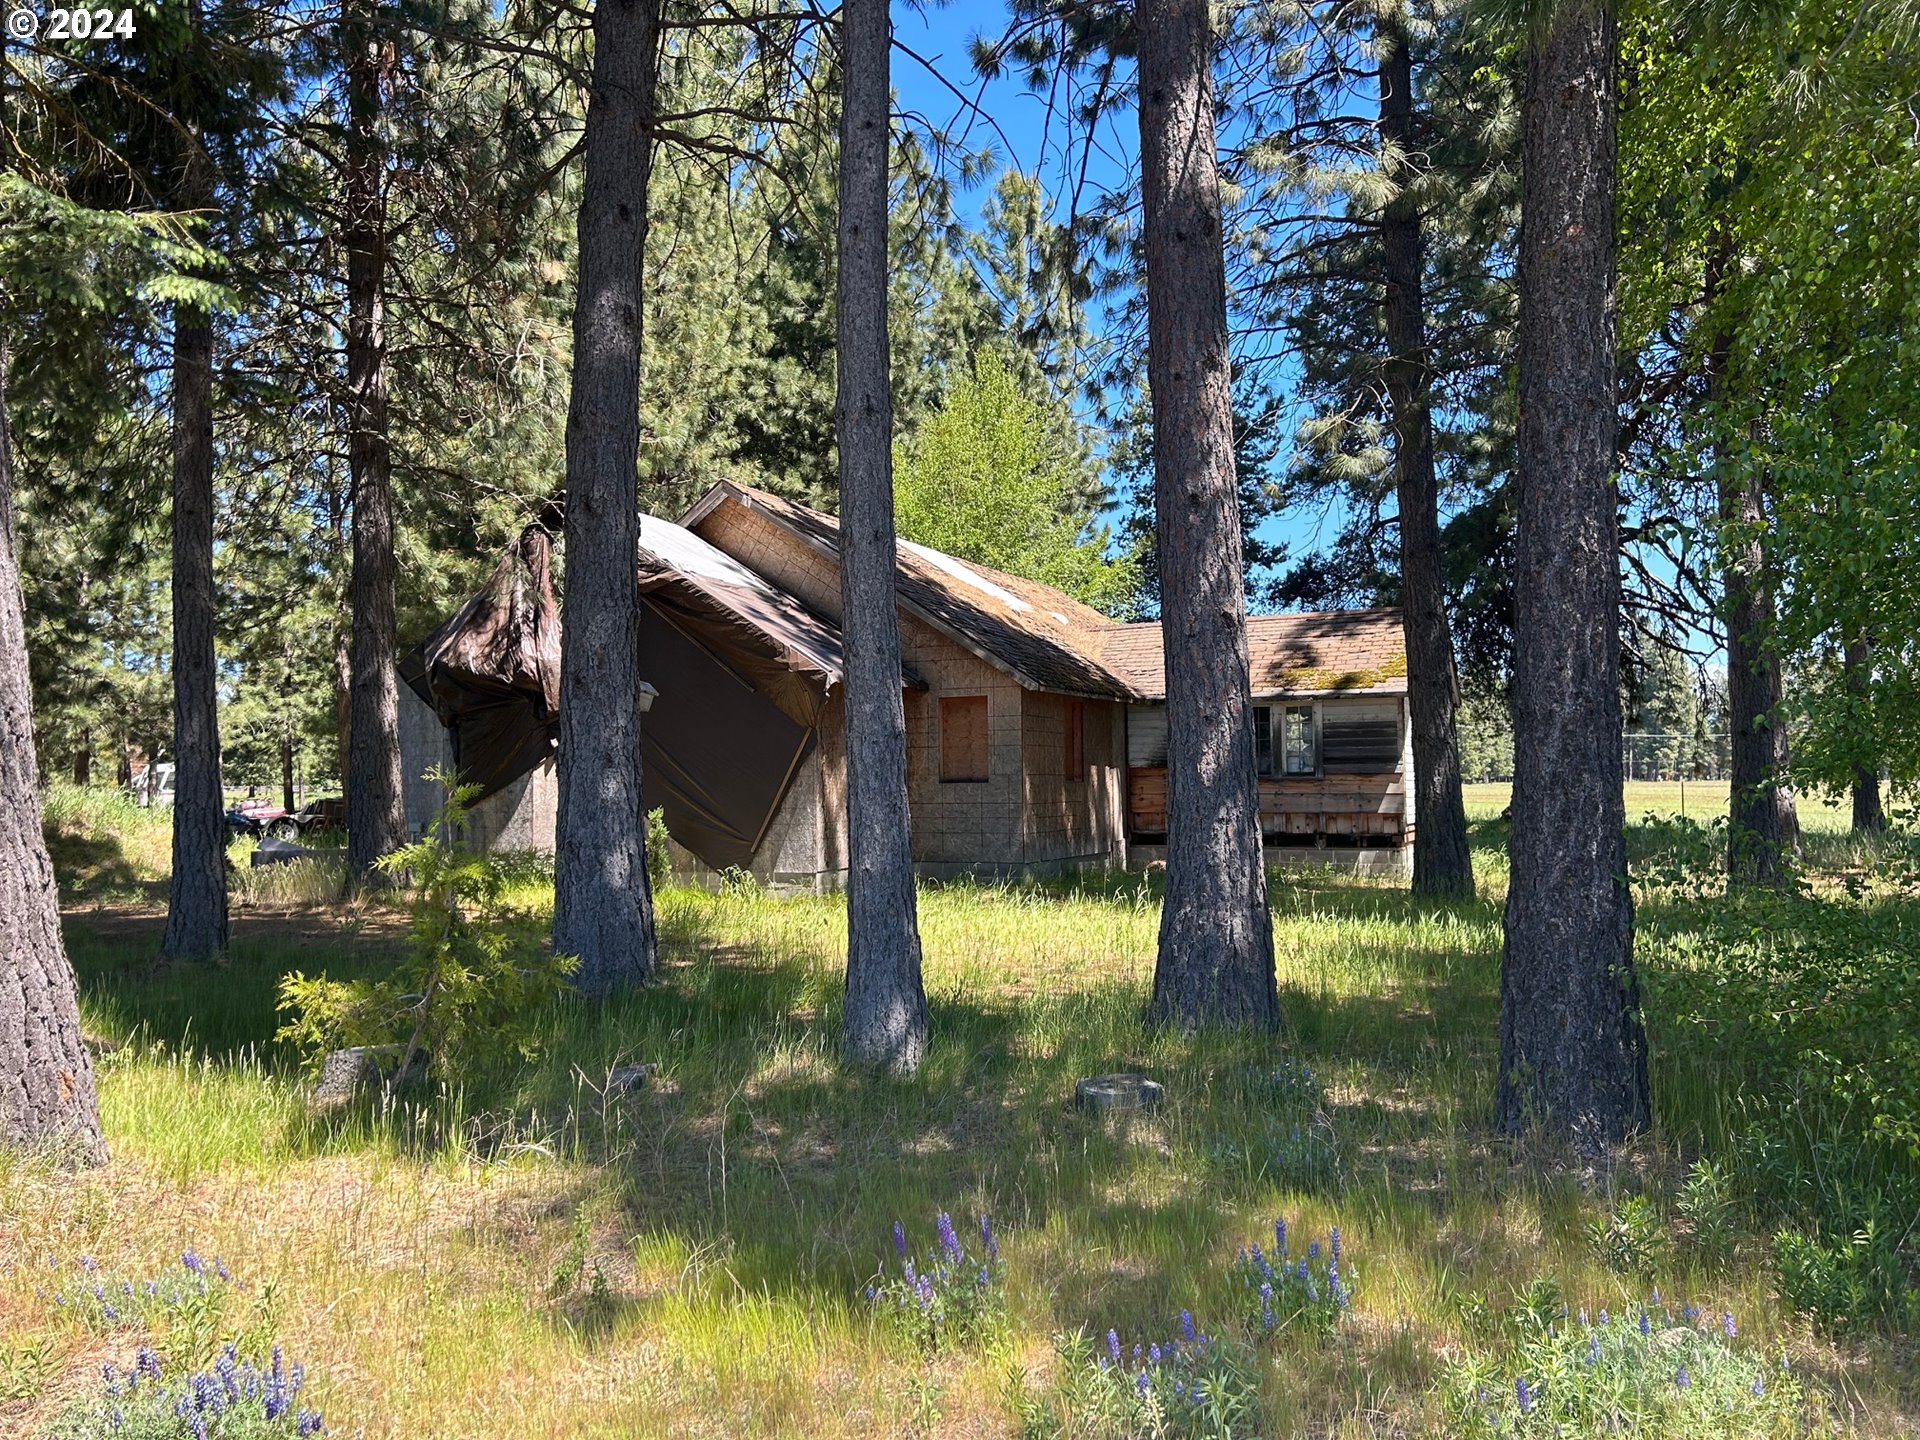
[398, 480, 1415, 890]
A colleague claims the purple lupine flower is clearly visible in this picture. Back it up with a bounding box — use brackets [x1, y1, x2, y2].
[1180, 1310, 1196, 1343]
[1148, 1343, 1162, 1365]
[1308, 1240, 1321, 1260]
[936, 1212, 963, 1265]
[1650, 1287, 1661, 1306]
[1751, 1376, 1766, 1397]
[978, 1266, 990, 1286]
[1676, 1366, 1691, 1389]
[181, 1250, 205, 1275]
[79, 1255, 97, 1273]
[1579, 1308, 1590, 1326]
[1275, 1217, 1287, 1257]
[979, 1214, 998, 1263]
[1296, 1258, 1309, 1282]
[1723, 1311, 1737, 1338]
[297, 1409, 325, 1437]
[892, 1221, 907, 1258]
[1639, 1312, 1652, 1336]
[136, 1347, 161, 1381]
[1330, 1226, 1342, 1264]
[1136, 1371, 1150, 1397]
[1516, 1377, 1534, 1414]
[1107, 1329, 1122, 1364]
[214, 1258, 231, 1282]
[1599, 1308, 1610, 1325]
[1684, 1302, 1701, 1324]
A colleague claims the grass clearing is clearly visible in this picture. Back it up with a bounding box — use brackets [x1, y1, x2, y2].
[4, 804, 1915, 1437]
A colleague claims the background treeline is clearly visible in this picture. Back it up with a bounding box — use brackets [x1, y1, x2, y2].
[4, 0, 1915, 826]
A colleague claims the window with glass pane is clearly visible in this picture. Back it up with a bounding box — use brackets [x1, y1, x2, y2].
[1283, 705, 1316, 775]
[1252, 707, 1274, 777]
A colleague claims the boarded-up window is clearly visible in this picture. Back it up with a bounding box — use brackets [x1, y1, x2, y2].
[1321, 702, 1400, 773]
[1253, 707, 1275, 776]
[1065, 699, 1086, 781]
[940, 695, 989, 782]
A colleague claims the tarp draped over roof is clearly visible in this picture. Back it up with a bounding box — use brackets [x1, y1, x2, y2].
[399, 528, 562, 805]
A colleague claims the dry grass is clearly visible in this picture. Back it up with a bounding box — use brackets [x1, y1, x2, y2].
[3, 817, 1915, 1438]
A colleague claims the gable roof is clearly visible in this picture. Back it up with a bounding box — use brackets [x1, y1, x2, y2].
[1096, 610, 1408, 699]
[686, 481, 1137, 699]
[679, 481, 1406, 703]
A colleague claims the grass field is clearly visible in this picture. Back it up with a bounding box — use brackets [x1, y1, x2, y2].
[3, 790, 1915, 1438]
[1462, 779, 1859, 830]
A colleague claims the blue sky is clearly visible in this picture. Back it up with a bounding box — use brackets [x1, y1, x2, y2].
[888, 2, 1351, 594]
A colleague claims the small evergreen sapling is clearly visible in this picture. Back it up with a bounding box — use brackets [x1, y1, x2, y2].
[278, 772, 577, 1083]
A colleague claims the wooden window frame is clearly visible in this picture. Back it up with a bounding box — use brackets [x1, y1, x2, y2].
[938, 695, 990, 783]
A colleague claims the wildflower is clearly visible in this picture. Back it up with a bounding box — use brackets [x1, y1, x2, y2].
[1135, 1371, 1150, 1397]
[1516, 1377, 1535, 1415]
[1296, 1258, 1309, 1282]
[181, 1250, 205, 1275]
[214, 1258, 231, 1282]
[79, 1255, 98, 1273]
[136, 1347, 161, 1381]
[864, 1284, 876, 1301]
[1579, 1308, 1590, 1326]
[296, 1409, 325, 1437]
[1330, 1226, 1342, 1264]
[892, 1222, 907, 1258]
[1650, 1287, 1660, 1306]
[936, 1212, 963, 1265]
[1676, 1365, 1692, 1389]
[1275, 1216, 1288, 1257]
[1587, 1336, 1602, 1366]
[1308, 1240, 1321, 1260]
[1132, 1344, 1142, 1363]
[1639, 1312, 1652, 1336]
[1107, 1329, 1122, 1365]
[1722, 1311, 1736, 1338]
[1683, 1302, 1700, 1324]
[1751, 1376, 1766, 1398]
[977, 1266, 990, 1286]
[979, 1214, 998, 1263]
[1180, 1310, 1196, 1343]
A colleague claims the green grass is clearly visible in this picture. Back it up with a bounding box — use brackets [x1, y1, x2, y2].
[2, 811, 1914, 1438]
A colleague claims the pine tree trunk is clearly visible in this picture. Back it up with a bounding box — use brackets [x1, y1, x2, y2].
[1379, 20, 1474, 902]
[73, 730, 91, 787]
[836, 0, 927, 1073]
[0, 343, 107, 1166]
[1138, 0, 1277, 1031]
[1843, 634, 1884, 833]
[1721, 457, 1799, 883]
[0, 343, 107, 1167]
[343, 0, 405, 879]
[280, 722, 296, 813]
[550, 0, 661, 996]
[1496, 0, 1648, 1150]
[333, 630, 351, 788]
[162, 148, 229, 961]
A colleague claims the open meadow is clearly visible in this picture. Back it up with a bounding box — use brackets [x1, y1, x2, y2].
[3, 789, 1915, 1438]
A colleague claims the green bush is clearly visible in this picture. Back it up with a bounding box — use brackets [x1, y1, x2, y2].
[646, 806, 671, 893]
[1439, 1279, 1812, 1439]
[1643, 849, 1920, 1332]
[276, 774, 576, 1081]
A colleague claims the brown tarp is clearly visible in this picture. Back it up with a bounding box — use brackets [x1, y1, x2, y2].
[400, 528, 561, 805]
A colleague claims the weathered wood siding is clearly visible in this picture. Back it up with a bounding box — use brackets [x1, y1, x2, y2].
[1020, 690, 1126, 866]
[1126, 694, 1410, 845]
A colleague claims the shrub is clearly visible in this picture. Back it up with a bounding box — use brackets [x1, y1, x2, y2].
[43, 1343, 325, 1438]
[646, 807, 671, 893]
[276, 775, 576, 1081]
[867, 1213, 1006, 1353]
[1587, 1195, 1669, 1277]
[1439, 1281, 1810, 1439]
[1013, 1320, 1260, 1440]
[1676, 1160, 1740, 1272]
[1228, 1217, 1353, 1337]
[1643, 859, 1920, 1332]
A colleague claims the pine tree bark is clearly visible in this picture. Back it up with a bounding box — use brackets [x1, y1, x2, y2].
[1843, 634, 1884, 833]
[550, 0, 661, 995]
[0, 343, 107, 1166]
[1138, 0, 1278, 1031]
[1496, 0, 1649, 1150]
[1379, 19, 1474, 902]
[836, 0, 927, 1073]
[73, 730, 91, 787]
[162, 145, 229, 961]
[343, 0, 405, 878]
[280, 722, 296, 813]
[1721, 457, 1799, 883]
